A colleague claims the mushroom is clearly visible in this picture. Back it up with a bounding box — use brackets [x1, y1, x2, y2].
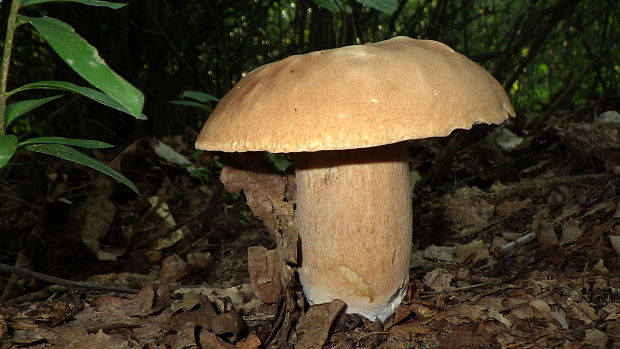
[196, 36, 515, 322]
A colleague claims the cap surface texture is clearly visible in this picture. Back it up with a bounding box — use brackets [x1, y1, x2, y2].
[196, 36, 514, 152]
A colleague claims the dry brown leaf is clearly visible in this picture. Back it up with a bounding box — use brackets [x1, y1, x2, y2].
[593, 258, 609, 273]
[609, 235, 620, 255]
[441, 187, 495, 234]
[80, 141, 141, 261]
[437, 324, 495, 349]
[235, 334, 261, 349]
[173, 290, 202, 311]
[55, 327, 130, 349]
[495, 198, 532, 216]
[388, 320, 434, 340]
[80, 177, 120, 261]
[582, 328, 610, 348]
[171, 306, 215, 330]
[71, 305, 142, 332]
[435, 304, 485, 325]
[454, 240, 489, 264]
[559, 218, 583, 245]
[11, 327, 58, 345]
[211, 311, 247, 342]
[131, 308, 174, 344]
[422, 268, 454, 292]
[93, 286, 155, 317]
[533, 209, 559, 248]
[296, 299, 347, 349]
[219, 165, 297, 293]
[247, 246, 282, 303]
[199, 329, 236, 349]
[160, 254, 190, 283]
[219, 166, 294, 239]
[171, 321, 198, 349]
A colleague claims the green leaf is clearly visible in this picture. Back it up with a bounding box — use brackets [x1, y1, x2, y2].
[19, 137, 113, 149]
[5, 95, 63, 126]
[314, 0, 341, 13]
[21, 16, 144, 118]
[169, 100, 212, 112]
[9, 81, 147, 120]
[20, 0, 126, 9]
[181, 90, 219, 103]
[355, 0, 398, 15]
[23, 143, 139, 194]
[0, 135, 18, 168]
[265, 153, 293, 172]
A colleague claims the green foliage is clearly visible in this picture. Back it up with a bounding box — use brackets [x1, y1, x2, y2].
[353, 0, 397, 15]
[314, 0, 351, 14]
[9, 81, 147, 119]
[5, 95, 63, 125]
[0, 135, 18, 168]
[21, 15, 144, 118]
[0, 0, 144, 194]
[169, 90, 219, 113]
[313, 0, 397, 15]
[20, 0, 125, 8]
[23, 143, 139, 193]
[265, 153, 293, 172]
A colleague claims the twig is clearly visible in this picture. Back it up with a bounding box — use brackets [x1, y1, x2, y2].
[500, 232, 537, 255]
[421, 281, 502, 296]
[0, 263, 140, 298]
[0, 192, 30, 207]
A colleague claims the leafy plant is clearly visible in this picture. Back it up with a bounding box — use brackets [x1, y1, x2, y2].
[169, 90, 219, 113]
[313, 0, 398, 15]
[0, 0, 145, 193]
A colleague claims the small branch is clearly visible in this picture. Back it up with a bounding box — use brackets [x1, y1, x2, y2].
[421, 281, 502, 296]
[0, 0, 21, 134]
[500, 232, 537, 255]
[0, 262, 140, 297]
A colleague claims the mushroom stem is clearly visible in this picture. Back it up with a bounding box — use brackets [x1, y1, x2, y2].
[294, 142, 412, 322]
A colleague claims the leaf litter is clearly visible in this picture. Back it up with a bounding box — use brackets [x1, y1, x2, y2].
[0, 110, 619, 348]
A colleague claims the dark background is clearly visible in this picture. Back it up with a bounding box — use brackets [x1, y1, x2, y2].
[2, 0, 618, 145]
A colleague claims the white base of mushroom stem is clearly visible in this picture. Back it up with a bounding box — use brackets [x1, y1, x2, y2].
[294, 142, 412, 322]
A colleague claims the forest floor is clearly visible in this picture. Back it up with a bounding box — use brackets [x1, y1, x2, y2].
[1, 108, 619, 348]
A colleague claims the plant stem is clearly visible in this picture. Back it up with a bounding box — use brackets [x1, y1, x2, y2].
[0, 0, 22, 135]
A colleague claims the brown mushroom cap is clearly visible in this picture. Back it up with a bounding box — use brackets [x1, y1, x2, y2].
[195, 36, 514, 153]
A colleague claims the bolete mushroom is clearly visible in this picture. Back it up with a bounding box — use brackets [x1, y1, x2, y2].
[196, 36, 514, 322]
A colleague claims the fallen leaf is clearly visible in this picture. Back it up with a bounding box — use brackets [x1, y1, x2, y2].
[247, 246, 282, 303]
[296, 299, 346, 348]
[211, 311, 247, 343]
[160, 254, 190, 283]
[533, 209, 559, 248]
[388, 319, 434, 340]
[441, 187, 495, 234]
[550, 309, 569, 329]
[495, 198, 531, 216]
[609, 235, 620, 255]
[235, 334, 261, 349]
[171, 321, 198, 349]
[454, 240, 489, 264]
[199, 329, 236, 349]
[592, 258, 609, 273]
[55, 327, 130, 349]
[93, 286, 155, 317]
[559, 218, 583, 245]
[422, 268, 454, 292]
